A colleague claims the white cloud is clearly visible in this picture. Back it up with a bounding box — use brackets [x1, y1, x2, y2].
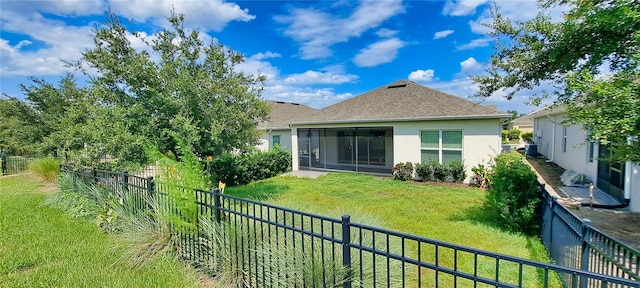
[110, 0, 255, 32]
[468, 1, 569, 35]
[262, 84, 353, 109]
[408, 69, 435, 83]
[433, 29, 455, 39]
[249, 51, 282, 60]
[456, 37, 491, 50]
[1, 0, 105, 16]
[284, 70, 358, 85]
[275, 0, 405, 59]
[442, 0, 488, 16]
[353, 38, 405, 67]
[0, 12, 94, 76]
[235, 53, 280, 81]
[376, 28, 399, 38]
[459, 57, 484, 75]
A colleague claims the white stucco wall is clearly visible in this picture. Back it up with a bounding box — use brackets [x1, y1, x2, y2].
[626, 163, 640, 213]
[292, 118, 502, 183]
[259, 129, 293, 151]
[533, 114, 598, 184]
[393, 119, 502, 182]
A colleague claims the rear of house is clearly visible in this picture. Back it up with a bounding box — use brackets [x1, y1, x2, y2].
[288, 80, 510, 182]
[532, 106, 640, 213]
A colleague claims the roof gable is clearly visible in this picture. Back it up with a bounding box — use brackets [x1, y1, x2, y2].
[295, 80, 508, 124]
[258, 100, 318, 129]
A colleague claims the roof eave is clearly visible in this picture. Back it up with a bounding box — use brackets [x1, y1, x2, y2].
[290, 114, 512, 126]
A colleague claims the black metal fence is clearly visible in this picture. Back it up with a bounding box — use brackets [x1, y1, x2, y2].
[0, 154, 35, 175]
[541, 187, 640, 287]
[59, 164, 639, 288]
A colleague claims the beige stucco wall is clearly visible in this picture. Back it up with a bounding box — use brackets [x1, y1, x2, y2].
[291, 118, 502, 183]
[258, 129, 292, 151]
[533, 114, 598, 184]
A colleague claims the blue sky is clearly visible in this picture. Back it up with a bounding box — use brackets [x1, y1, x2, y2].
[1, 0, 563, 114]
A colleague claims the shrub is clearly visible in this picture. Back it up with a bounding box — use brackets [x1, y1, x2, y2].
[507, 129, 522, 141]
[448, 160, 467, 183]
[415, 160, 438, 181]
[471, 163, 490, 189]
[487, 152, 540, 235]
[207, 146, 291, 186]
[432, 162, 448, 182]
[521, 132, 534, 143]
[501, 130, 509, 141]
[29, 157, 60, 182]
[392, 162, 414, 181]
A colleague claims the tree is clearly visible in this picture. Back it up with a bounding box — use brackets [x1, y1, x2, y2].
[0, 97, 41, 154]
[473, 0, 640, 164]
[70, 12, 269, 158]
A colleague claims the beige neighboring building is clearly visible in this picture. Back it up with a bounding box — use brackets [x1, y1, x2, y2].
[531, 105, 640, 213]
[508, 113, 534, 133]
[287, 80, 511, 183]
[257, 100, 318, 152]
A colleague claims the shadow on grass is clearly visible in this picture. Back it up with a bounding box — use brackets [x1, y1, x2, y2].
[225, 181, 290, 202]
[446, 201, 505, 231]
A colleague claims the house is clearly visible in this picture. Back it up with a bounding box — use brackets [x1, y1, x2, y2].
[257, 100, 318, 152]
[531, 105, 640, 213]
[507, 113, 534, 133]
[286, 80, 511, 182]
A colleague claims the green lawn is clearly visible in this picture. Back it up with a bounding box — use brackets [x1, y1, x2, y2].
[227, 172, 559, 287]
[0, 173, 200, 288]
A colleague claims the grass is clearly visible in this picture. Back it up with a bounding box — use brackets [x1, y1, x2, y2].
[0, 173, 201, 287]
[28, 157, 60, 182]
[226, 172, 561, 287]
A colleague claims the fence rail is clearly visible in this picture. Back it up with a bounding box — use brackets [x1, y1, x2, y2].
[541, 186, 640, 287]
[59, 164, 639, 288]
[1, 154, 35, 175]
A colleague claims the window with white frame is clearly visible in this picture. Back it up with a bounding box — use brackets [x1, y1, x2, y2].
[420, 130, 463, 164]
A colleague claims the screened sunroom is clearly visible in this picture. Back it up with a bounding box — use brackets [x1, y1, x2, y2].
[296, 127, 394, 174]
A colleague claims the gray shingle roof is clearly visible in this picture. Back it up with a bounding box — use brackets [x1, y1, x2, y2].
[258, 100, 318, 130]
[292, 80, 509, 125]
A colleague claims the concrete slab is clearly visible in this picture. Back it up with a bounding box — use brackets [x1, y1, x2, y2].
[559, 186, 622, 206]
[281, 170, 328, 179]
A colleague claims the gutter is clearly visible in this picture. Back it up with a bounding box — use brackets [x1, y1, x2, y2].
[289, 113, 513, 126]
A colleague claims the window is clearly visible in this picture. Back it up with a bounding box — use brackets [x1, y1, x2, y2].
[562, 126, 568, 153]
[272, 135, 280, 147]
[421, 130, 462, 164]
[587, 141, 595, 163]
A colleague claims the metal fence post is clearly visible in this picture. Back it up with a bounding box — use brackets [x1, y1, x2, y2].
[214, 188, 221, 222]
[92, 168, 98, 183]
[580, 219, 592, 288]
[122, 171, 129, 191]
[146, 176, 154, 211]
[342, 214, 352, 288]
[1, 152, 7, 175]
[549, 195, 557, 256]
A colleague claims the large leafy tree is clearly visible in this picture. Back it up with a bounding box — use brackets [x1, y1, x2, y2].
[0, 97, 42, 154]
[473, 0, 640, 163]
[71, 13, 269, 158]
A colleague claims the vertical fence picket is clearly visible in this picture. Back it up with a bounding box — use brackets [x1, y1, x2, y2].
[341, 215, 352, 288]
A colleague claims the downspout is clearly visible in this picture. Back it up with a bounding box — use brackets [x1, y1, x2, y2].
[549, 116, 556, 162]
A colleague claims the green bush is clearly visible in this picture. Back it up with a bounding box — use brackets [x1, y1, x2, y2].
[415, 160, 437, 181]
[501, 130, 509, 141]
[487, 152, 540, 235]
[28, 157, 60, 182]
[471, 163, 490, 189]
[392, 162, 414, 181]
[448, 160, 467, 183]
[207, 146, 291, 186]
[521, 132, 534, 143]
[432, 162, 448, 182]
[507, 129, 522, 141]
